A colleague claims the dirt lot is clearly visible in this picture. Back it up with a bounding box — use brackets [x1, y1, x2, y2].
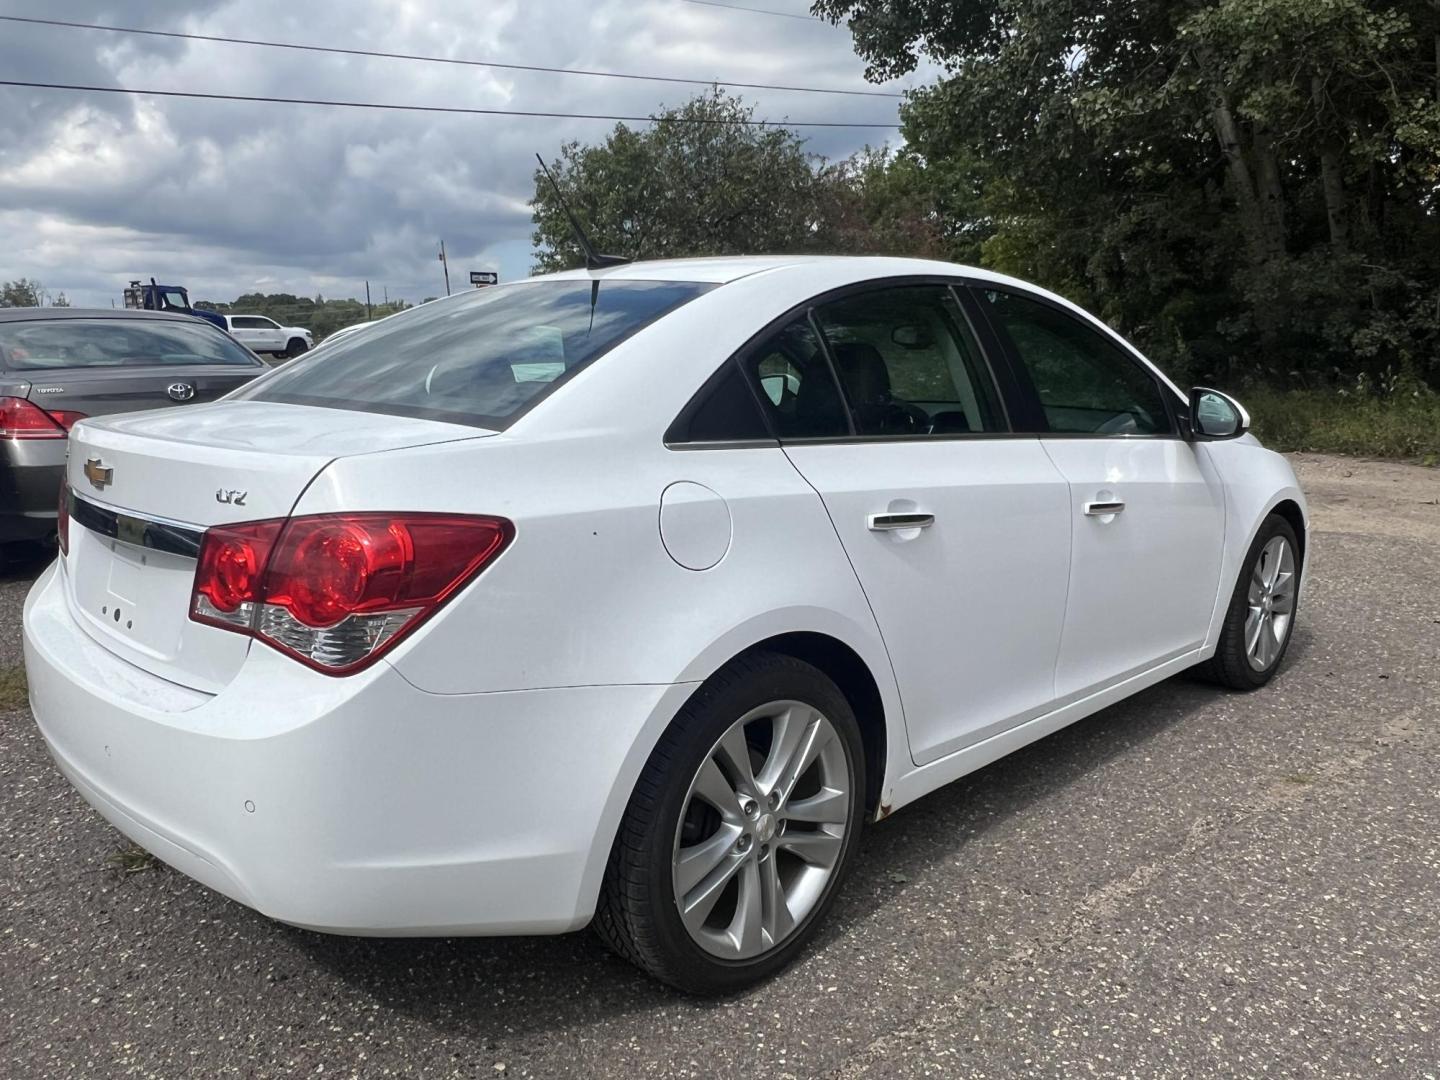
[1, 453, 1437, 1078]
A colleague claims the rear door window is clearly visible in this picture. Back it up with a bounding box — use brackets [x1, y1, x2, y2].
[244, 280, 713, 429]
[811, 285, 1005, 437]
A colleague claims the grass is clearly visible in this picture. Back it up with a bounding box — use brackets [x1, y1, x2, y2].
[107, 843, 162, 876]
[1244, 388, 1440, 461]
[0, 666, 28, 711]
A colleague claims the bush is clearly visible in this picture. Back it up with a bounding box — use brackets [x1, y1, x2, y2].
[1243, 387, 1440, 462]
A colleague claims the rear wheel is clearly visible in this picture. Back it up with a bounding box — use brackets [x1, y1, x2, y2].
[595, 652, 864, 994]
[283, 337, 308, 358]
[1205, 514, 1300, 689]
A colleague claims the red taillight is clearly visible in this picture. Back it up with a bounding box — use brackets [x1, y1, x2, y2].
[0, 396, 82, 439]
[46, 409, 88, 432]
[190, 513, 513, 674]
[57, 481, 70, 555]
[191, 520, 284, 626]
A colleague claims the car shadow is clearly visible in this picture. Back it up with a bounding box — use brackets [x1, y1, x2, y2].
[1, 542, 52, 583]
[292, 662, 1237, 1037]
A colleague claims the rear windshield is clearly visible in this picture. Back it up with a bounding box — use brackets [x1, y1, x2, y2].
[0, 318, 262, 371]
[241, 279, 714, 428]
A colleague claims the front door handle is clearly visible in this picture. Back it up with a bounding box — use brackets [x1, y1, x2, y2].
[1083, 500, 1126, 516]
[868, 512, 935, 531]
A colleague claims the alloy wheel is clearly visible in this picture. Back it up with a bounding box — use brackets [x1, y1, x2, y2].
[1245, 535, 1296, 671]
[671, 700, 851, 960]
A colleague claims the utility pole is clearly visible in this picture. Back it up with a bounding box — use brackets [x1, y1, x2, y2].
[383, 286, 389, 307]
[438, 240, 451, 296]
[365, 280, 372, 320]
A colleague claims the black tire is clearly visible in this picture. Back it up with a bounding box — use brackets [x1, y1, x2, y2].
[1204, 513, 1301, 690]
[283, 337, 308, 358]
[594, 651, 866, 994]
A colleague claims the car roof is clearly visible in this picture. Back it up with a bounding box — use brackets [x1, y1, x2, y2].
[537, 254, 1028, 288]
[0, 307, 209, 324]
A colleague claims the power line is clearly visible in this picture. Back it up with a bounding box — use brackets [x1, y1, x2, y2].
[680, 0, 823, 21]
[0, 79, 902, 128]
[0, 14, 897, 100]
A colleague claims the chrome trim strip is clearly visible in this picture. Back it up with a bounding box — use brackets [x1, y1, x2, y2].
[68, 491, 204, 558]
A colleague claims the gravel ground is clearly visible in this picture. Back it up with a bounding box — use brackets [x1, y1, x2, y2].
[1, 452, 1437, 1079]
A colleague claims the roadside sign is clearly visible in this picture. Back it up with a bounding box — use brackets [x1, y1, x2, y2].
[470, 271, 499, 287]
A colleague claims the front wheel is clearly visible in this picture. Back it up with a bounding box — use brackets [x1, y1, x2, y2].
[283, 337, 309, 358]
[594, 652, 865, 994]
[1205, 513, 1301, 689]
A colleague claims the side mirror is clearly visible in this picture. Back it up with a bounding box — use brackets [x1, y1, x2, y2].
[1187, 387, 1250, 440]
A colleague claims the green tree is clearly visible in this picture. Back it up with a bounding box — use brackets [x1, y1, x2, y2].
[531, 90, 842, 271]
[0, 279, 42, 307]
[815, 0, 1440, 387]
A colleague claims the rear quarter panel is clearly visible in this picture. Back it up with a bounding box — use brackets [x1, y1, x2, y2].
[292, 425, 911, 818]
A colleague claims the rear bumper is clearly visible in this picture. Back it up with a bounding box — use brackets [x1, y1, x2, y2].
[0, 442, 64, 543]
[24, 561, 688, 935]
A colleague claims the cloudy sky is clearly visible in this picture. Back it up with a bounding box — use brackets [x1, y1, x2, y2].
[0, 0, 928, 309]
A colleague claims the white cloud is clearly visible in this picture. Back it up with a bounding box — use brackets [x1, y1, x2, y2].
[0, 0, 929, 308]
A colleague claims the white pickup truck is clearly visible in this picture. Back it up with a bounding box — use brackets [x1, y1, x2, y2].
[222, 315, 313, 358]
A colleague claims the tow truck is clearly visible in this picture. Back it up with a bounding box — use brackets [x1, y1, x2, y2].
[122, 279, 227, 330]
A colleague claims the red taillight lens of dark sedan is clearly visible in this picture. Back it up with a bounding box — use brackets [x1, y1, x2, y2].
[0, 396, 86, 438]
[190, 513, 513, 674]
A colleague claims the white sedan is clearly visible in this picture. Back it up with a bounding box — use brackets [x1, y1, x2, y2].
[24, 256, 1306, 993]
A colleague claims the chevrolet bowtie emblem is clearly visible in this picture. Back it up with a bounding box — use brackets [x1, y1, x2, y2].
[83, 457, 113, 490]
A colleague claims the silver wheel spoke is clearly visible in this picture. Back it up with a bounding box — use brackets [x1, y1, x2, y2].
[1261, 538, 1282, 588]
[714, 725, 758, 797]
[1251, 561, 1268, 597]
[679, 843, 747, 932]
[761, 704, 831, 806]
[1244, 607, 1265, 656]
[1260, 614, 1278, 666]
[1267, 616, 1284, 658]
[756, 704, 814, 792]
[729, 859, 764, 956]
[692, 758, 744, 822]
[759, 853, 793, 944]
[775, 828, 843, 869]
[784, 786, 848, 825]
[675, 822, 743, 897]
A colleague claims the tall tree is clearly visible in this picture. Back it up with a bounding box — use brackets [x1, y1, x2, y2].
[815, 0, 1440, 385]
[0, 279, 42, 307]
[530, 90, 841, 271]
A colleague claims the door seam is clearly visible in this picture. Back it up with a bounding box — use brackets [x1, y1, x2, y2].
[1036, 439, 1076, 706]
[775, 444, 918, 765]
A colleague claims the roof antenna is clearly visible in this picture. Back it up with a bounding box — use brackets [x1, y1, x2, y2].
[534, 153, 630, 271]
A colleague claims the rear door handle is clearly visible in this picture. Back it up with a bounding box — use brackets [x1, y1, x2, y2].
[868, 512, 935, 531]
[1083, 500, 1126, 516]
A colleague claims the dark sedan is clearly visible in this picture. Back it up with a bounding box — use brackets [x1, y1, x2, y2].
[0, 308, 269, 551]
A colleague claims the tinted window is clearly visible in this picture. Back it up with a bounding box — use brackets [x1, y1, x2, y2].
[812, 286, 1004, 437]
[245, 280, 714, 428]
[669, 362, 772, 443]
[0, 318, 263, 371]
[740, 317, 849, 438]
[983, 290, 1172, 435]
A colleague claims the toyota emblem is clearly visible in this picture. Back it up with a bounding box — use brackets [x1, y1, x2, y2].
[167, 382, 196, 402]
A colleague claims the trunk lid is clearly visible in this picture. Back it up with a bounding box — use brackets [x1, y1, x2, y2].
[63, 400, 493, 693]
[26, 362, 265, 419]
